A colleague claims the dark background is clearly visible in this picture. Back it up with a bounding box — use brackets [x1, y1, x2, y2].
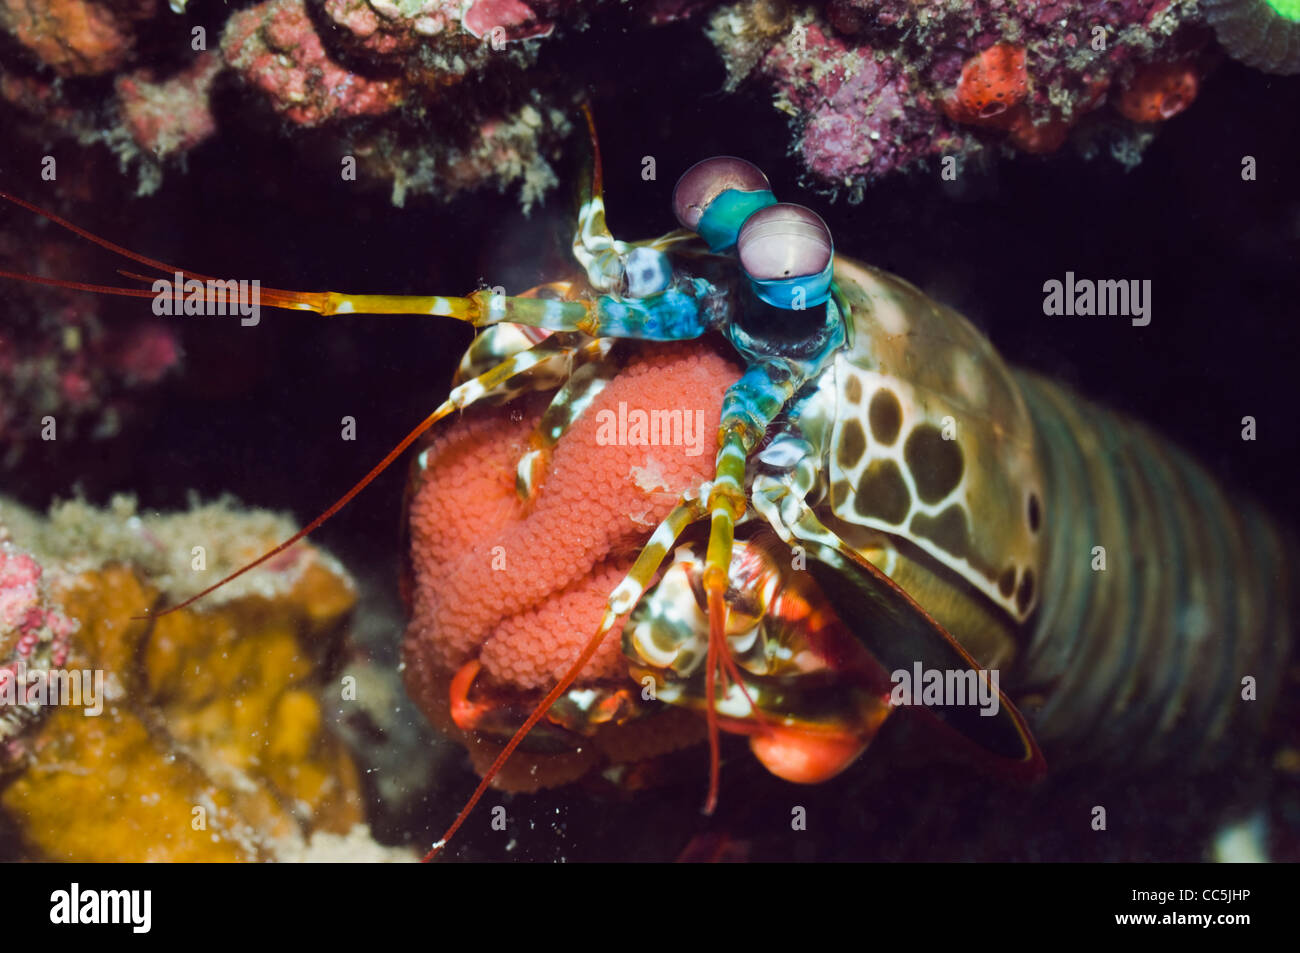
[2, 8, 1297, 860]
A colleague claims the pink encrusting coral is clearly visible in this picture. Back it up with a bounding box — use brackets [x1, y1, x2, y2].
[0, 0, 579, 205]
[1, 0, 1224, 206]
[710, 0, 1210, 198]
[0, 533, 76, 772]
[402, 344, 740, 787]
[756, 21, 953, 187]
[0, 547, 73, 667]
[115, 52, 222, 160]
[462, 0, 557, 40]
[222, 0, 406, 127]
[321, 0, 438, 58]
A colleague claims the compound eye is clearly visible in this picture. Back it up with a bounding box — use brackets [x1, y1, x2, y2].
[672, 157, 771, 228]
[737, 204, 832, 280]
[736, 204, 834, 309]
[622, 246, 672, 297]
[672, 157, 775, 250]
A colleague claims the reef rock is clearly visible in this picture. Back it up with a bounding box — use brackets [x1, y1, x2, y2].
[708, 0, 1211, 199]
[0, 495, 413, 861]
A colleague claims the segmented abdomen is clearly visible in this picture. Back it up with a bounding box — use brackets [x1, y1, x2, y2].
[1016, 371, 1292, 771]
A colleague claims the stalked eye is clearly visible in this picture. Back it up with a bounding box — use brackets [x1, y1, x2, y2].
[622, 246, 672, 297]
[737, 204, 832, 279]
[736, 204, 835, 310]
[672, 157, 770, 229]
[672, 157, 776, 252]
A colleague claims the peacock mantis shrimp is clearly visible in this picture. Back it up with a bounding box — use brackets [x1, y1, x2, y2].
[0, 109, 1291, 862]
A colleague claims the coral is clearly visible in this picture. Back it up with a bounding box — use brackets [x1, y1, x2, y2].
[709, 0, 1211, 198]
[0, 0, 158, 77]
[0, 0, 579, 205]
[0, 496, 411, 861]
[321, 0, 447, 58]
[0, 532, 75, 770]
[0, 230, 182, 467]
[313, 0, 565, 82]
[462, 0, 558, 40]
[218, 0, 577, 206]
[0, 38, 213, 194]
[1114, 59, 1200, 121]
[348, 95, 572, 209]
[704, 0, 791, 84]
[222, 0, 407, 128]
[0, 0, 1247, 211]
[738, 17, 957, 195]
[1203, 0, 1300, 74]
[402, 343, 740, 790]
[115, 51, 221, 160]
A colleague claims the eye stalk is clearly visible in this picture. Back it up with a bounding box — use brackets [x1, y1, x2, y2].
[736, 204, 834, 310]
[672, 157, 776, 252]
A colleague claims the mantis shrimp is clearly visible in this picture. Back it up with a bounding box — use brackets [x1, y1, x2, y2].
[0, 110, 1291, 862]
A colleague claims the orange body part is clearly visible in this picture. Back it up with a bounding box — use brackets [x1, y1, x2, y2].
[403, 344, 741, 791]
[748, 723, 876, 785]
[448, 659, 491, 732]
[404, 342, 896, 815]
